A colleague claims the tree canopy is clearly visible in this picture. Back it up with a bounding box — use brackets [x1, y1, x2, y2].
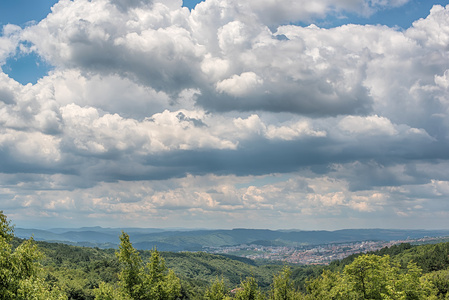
[95, 231, 181, 300]
[0, 211, 66, 299]
[2, 211, 449, 300]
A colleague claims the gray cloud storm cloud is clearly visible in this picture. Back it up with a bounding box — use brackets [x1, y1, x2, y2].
[1, 0, 449, 229]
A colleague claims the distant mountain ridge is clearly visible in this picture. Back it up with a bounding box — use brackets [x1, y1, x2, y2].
[14, 227, 449, 252]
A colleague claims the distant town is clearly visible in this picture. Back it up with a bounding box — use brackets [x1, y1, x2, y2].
[204, 236, 449, 265]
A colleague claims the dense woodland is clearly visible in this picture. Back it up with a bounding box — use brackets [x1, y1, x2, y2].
[2, 211, 449, 299]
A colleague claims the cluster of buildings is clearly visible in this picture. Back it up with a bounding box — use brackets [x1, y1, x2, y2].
[205, 237, 443, 264]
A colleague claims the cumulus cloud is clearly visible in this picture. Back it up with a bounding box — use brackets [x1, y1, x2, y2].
[216, 72, 263, 97]
[18, 0, 416, 116]
[338, 115, 398, 136]
[18, 0, 447, 118]
[0, 25, 21, 65]
[1, 0, 449, 229]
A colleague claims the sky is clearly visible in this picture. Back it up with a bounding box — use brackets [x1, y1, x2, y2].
[1, 0, 449, 230]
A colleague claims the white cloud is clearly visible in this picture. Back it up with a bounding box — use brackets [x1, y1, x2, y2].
[338, 115, 398, 136]
[435, 69, 449, 90]
[60, 104, 236, 154]
[0, 172, 412, 228]
[407, 5, 449, 49]
[2, 0, 449, 229]
[18, 0, 443, 119]
[266, 121, 327, 140]
[46, 69, 172, 118]
[0, 129, 61, 163]
[200, 55, 230, 82]
[0, 24, 21, 65]
[216, 72, 263, 97]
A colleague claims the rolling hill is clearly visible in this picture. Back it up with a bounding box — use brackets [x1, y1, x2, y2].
[14, 227, 449, 251]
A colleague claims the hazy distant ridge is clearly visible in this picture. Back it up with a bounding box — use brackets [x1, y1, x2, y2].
[14, 227, 449, 251]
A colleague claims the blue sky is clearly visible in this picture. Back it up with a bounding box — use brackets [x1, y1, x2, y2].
[1, 0, 449, 230]
[316, 0, 449, 28]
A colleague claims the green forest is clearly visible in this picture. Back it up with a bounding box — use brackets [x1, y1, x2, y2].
[2, 211, 449, 299]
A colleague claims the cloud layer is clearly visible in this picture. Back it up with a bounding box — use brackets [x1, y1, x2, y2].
[1, 0, 449, 229]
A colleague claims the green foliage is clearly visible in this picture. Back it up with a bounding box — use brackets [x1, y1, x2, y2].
[17, 277, 67, 300]
[0, 211, 67, 300]
[0, 211, 14, 242]
[269, 266, 303, 300]
[36, 241, 120, 299]
[4, 211, 449, 300]
[116, 231, 144, 298]
[397, 243, 449, 273]
[162, 251, 282, 291]
[332, 242, 449, 275]
[35, 236, 449, 300]
[95, 231, 182, 300]
[423, 268, 449, 299]
[306, 254, 438, 299]
[343, 254, 392, 299]
[306, 269, 345, 299]
[234, 276, 265, 300]
[94, 282, 126, 300]
[204, 277, 230, 300]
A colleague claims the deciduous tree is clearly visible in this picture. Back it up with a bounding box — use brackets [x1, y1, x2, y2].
[234, 276, 265, 300]
[205, 277, 231, 300]
[307, 254, 438, 299]
[269, 266, 303, 300]
[0, 211, 67, 300]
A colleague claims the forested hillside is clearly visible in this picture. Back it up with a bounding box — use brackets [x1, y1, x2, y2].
[3, 211, 449, 299]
